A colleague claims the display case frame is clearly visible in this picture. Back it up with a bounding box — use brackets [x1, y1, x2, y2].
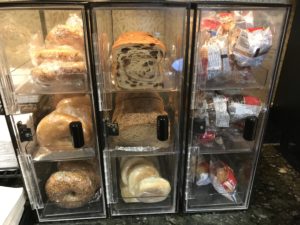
[90, 1, 192, 217]
[182, 0, 292, 213]
[0, 2, 108, 221]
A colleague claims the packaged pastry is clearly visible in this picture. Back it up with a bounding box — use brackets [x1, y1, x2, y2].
[112, 31, 166, 90]
[233, 27, 272, 67]
[210, 159, 237, 202]
[216, 12, 235, 33]
[227, 95, 262, 121]
[195, 156, 210, 186]
[199, 35, 231, 81]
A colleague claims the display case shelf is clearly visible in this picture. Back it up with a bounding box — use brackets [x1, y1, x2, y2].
[38, 195, 104, 222]
[110, 195, 175, 216]
[104, 146, 178, 157]
[190, 135, 254, 155]
[195, 67, 268, 91]
[186, 184, 246, 211]
[31, 147, 96, 162]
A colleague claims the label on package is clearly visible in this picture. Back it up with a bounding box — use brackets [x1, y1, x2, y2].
[207, 42, 222, 80]
[232, 102, 262, 117]
[213, 96, 229, 127]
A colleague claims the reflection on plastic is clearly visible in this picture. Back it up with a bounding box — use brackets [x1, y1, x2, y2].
[171, 58, 183, 72]
[69, 121, 84, 148]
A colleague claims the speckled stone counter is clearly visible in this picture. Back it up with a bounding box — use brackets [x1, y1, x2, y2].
[38, 146, 300, 225]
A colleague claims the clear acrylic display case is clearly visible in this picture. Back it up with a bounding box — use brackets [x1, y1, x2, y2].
[92, 3, 189, 216]
[184, 2, 290, 212]
[0, 5, 106, 221]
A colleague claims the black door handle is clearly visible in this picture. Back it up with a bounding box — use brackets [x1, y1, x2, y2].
[69, 121, 84, 148]
[157, 115, 169, 141]
[243, 116, 258, 141]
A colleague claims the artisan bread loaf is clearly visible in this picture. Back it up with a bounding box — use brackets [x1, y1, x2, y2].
[112, 32, 166, 89]
[112, 93, 169, 148]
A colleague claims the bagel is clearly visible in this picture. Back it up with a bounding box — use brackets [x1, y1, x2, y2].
[58, 160, 100, 189]
[136, 177, 171, 203]
[45, 171, 94, 208]
[127, 164, 159, 196]
[120, 157, 154, 185]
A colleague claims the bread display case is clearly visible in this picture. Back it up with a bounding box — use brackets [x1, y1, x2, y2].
[183, 1, 291, 212]
[92, 3, 190, 216]
[0, 5, 106, 221]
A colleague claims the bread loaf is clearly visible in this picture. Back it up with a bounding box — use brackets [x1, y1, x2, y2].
[36, 95, 92, 150]
[112, 93, 169, 148]
[112, 32, 166, 90]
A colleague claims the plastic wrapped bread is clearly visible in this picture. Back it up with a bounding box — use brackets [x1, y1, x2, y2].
[112, 92, 169, 148]
[112, 32, 166, 89]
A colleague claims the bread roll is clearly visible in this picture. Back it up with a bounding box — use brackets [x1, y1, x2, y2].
[127, 164, 159, 196]
[121, 157, 154, 185]
[112, 32, 166, 89]
[136, 177, 171, 203]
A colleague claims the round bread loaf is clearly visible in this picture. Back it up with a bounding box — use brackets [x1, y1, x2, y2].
[36, 96, 92, 150]
[136, 176, 171, 203]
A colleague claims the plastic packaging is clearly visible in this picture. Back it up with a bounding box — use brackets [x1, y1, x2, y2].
[210, 159, 237, 202]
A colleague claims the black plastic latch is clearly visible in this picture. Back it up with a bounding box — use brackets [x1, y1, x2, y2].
[243, 116, 258, 141]
[157, 115, 169, 141]
[106, 121, 119, 136]
[69, 121, 84, 148]
[193, 118, 206, 134]
[17, 122, 33, 142]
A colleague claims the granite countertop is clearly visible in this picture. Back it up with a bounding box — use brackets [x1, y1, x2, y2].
[38, 146, 300, 225]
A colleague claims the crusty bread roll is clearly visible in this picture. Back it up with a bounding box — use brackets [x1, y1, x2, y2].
[112, 93, 169, 148]
[121, 157, 155, 185]
[36, 95, 92, 150]
[112, 31, 166, 89]
[136, 177, 171, 203]
[128, 164, 159, 196]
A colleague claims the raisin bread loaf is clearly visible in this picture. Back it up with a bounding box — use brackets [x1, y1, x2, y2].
[112, 32, 166, 90]
[112, 93, 169, 148]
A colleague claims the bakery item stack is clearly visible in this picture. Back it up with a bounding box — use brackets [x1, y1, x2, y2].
[120, 157, 171, 203]
[112, 31, 166, 90]
[112, 92, 169, 148]
[36, 95, 92, 150]
[30, 14, 86, 86]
